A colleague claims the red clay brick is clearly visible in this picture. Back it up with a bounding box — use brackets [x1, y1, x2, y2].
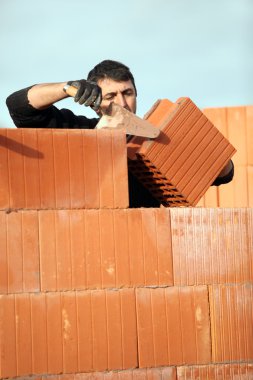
[217, 177, 235, 207]
[46, 292, 63, 374]
[227, 107, 247, 166]
[177, 363, 253, 379]
[7, 367, 177, 380]
[82, 129, 100, 208]
[209, 283, 253, 362]
[248, 166, 253, 207]
[76, 290, 93, 372]
[0, 128, 128, 210]
[37, 129, 57, 208]
[99, 209, 117, 288]
[1, 129, 27, 208]
[141, 208, 173, 285]
[0, 294, 17, 378]
[39, 209, 173, 292]
[197, 186, 218, 207]
[218, 165, 249, 207]
[127, 98, 236, 207]
[0, 212, 8, 293]
[170, 207, 253, 286]
[203, 107, 228, 137]
[31, 293, 48, 374]
[0, 289, 137, 378]
[0, 131, 10, 207]
[200, 105, 253, 208]
[136, 286, 211, 367]
[67, 130, 85, 208]
[15, 293, 33, 376]
[53, 130, 72, 208]
[127, 209, 145, 285]
[0, 210, 40, 294]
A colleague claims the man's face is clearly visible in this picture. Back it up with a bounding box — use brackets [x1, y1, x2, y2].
[97, 78, 137, 116]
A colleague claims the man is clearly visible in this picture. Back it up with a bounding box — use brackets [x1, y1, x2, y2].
[6, 59, 234, 207]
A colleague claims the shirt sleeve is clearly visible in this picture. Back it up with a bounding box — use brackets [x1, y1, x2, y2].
[6, 86, 98, 129]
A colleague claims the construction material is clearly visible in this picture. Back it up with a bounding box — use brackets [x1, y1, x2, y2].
[127, 98, 236, 206]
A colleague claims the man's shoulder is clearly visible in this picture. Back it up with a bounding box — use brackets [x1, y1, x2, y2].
[59, 108, 99, 129]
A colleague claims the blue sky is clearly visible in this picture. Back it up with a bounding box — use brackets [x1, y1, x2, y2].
[1, 0, 253, 128]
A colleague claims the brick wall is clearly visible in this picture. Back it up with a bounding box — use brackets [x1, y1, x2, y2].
[0, 106, 253, 380]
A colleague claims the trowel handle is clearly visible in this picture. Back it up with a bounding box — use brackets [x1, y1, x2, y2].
[63, 84, 78, 97]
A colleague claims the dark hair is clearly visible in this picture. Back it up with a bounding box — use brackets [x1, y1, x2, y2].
[87, 59, 137, 95]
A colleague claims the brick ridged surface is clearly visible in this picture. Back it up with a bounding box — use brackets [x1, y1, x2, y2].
[170, 207, 253, 286]
[0, 128, 128, 210]
[209, 283, 253, 362]
[136, 286, 211, 367]
[198, 105, 253, 207]
[177, 363, 253, 379]
[1, 117, 253, 379]
[1, 207, 253, 378]
[0, 289, 137, 378]
[127, 98, 236, 207]
[0, 208, 173, 294]
[2, 367, 177, 380]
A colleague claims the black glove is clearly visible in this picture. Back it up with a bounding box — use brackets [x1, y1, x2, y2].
[67, 79, 102, 111]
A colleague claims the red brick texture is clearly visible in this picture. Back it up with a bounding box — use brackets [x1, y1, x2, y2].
[0, 367, 177, 380]
[198, 105, 253, 207]
[136, 286, 211, 367]
[0, 128, 129, 210]
[0, 209, 173, 294]
[1, 207, 252, 378]
[0, 289, 137, 378]
[177, 363, 253, 379]
[170, 208, 253, 286]
[0, 119, 252, 380]
[127, 98, 236, 206]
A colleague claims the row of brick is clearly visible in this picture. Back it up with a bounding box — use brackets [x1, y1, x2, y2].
[4, 363, 253, 380]
[1, 207, 252, 294]
[1, 284, 252, 378]
[0, 100, 237, 211]
[0, 128, 128, 210]
[0, 208, 172, 293]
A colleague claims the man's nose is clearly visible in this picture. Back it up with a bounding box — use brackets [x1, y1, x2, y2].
[116, 93, 127, 108]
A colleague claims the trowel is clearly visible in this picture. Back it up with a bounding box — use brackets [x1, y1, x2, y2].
[64, 84, 160, 139]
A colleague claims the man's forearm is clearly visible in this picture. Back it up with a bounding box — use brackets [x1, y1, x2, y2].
[27, 82, 68, 109]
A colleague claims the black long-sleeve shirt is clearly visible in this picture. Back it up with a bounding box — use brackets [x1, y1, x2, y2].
[6, 86, 234, 207]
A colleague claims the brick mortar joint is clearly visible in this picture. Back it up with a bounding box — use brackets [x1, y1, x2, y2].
[2, 282, 253, 297]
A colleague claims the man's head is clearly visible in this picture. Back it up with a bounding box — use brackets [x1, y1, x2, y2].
[87, 60, 137, 115]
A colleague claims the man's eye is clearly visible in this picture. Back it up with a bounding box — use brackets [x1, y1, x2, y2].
[104, 95, 115, 101]
[124, 90, 134, 96]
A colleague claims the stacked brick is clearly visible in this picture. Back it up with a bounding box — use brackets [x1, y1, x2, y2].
[0, 124, 253, 380]
[197, 104, 253, 207]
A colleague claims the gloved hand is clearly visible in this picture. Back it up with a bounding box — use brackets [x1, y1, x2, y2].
[67, 79, 102, 111]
